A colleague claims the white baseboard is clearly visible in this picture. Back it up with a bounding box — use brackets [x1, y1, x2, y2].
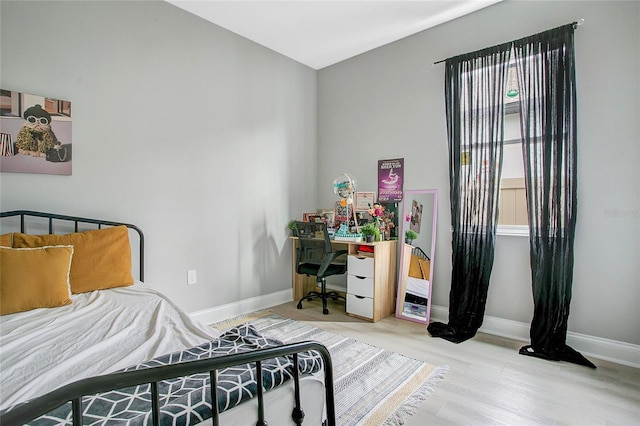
[189, 289, 293, 326]
[430, 305, 640, 368]
[191, 297, 638, 368]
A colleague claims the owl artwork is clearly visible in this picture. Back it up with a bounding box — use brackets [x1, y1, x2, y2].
[15, 104, 59, 157]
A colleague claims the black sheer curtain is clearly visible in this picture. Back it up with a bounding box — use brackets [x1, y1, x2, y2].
[427, 45, 512, 343]
[513, 24, 595, 368]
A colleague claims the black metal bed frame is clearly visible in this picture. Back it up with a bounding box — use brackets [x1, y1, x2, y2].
[0, 210, 336, 426]
[0, 210, 145, 282]
[1, 342, 335, 426]
[412, 245, 430, 261]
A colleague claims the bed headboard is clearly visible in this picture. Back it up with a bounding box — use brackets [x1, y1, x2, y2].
[0, 210, 145, 282]
[412, 245, 430, 261]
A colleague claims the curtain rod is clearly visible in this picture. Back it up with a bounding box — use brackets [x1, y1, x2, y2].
[432, 19, 584, 65]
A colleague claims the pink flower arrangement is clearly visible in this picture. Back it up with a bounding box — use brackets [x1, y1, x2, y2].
[368, 203, 385, 220]
[382, 210, 395, 231]
[368, 203, 395, 233]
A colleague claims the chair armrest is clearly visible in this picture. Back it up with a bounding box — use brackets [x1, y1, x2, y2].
[317, 250, 348, 277]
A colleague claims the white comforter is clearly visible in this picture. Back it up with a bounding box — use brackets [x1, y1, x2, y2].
[0, 283, 220, 410]
[406, 276, 429, 299]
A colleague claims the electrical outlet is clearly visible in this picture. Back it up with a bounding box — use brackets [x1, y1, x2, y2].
[187, 270, 197, 285]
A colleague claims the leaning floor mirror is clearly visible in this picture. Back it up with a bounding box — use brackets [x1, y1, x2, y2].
[395, 189, 438, 324]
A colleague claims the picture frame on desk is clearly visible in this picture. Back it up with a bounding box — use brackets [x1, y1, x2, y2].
[302, 212, 317, 222]
[354, 192, 376, 211]
[317, 210, 335, 227]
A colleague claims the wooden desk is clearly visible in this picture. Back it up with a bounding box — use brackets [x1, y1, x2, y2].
[291, 238, 397, 322]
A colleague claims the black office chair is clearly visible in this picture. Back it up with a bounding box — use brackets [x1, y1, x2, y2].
[294, 221, 347, 315]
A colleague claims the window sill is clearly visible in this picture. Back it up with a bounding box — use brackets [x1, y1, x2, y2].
[497, 225, 529, 237]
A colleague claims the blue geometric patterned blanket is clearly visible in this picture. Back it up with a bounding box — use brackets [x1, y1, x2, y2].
[11, 324, 323, 425]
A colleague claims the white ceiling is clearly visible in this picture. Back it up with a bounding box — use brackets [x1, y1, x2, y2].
[166, 0, 502, 70]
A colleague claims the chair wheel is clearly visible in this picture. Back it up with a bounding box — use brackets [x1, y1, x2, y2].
[297, 302, 303, 309]
[323, 309, 329, 315]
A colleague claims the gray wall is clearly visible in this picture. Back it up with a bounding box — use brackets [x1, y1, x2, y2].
[318, 1, 640, 345]
[0, 0, 318, 313]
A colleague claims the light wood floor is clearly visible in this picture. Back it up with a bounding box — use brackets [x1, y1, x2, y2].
[269, 300, 640, 426]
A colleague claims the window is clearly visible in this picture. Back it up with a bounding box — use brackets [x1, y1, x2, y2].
[498, 64, 529, 236]
[454, 55, 539, 236]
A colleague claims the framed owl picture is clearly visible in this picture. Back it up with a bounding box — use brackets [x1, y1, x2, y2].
[0, 89, 72, 175]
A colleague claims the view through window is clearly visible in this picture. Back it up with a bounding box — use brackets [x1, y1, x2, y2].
[498, 64, 528, 234]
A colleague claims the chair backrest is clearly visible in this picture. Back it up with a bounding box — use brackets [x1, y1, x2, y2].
[294, 221, 332, 267]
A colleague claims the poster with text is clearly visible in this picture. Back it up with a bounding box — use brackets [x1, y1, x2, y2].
[377, 158, 403, 202]
[0, 89, 72, 175]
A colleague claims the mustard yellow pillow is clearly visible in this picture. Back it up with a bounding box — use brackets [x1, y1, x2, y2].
[0, 233, 11, 247]
[13, 226, 133, 294]
[0, 245, 74, 315]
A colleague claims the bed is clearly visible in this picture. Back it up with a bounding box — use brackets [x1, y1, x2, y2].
[0, 210, 335, 426]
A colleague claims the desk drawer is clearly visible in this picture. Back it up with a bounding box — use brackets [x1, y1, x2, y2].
[347, 255, 374, 278]
[347, 275, 374, 299]
[346, 293, 373, 319]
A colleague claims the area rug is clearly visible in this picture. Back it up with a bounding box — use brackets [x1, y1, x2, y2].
[212, 311, 448, 426]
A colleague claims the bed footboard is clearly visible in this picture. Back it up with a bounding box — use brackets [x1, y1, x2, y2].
[1, 341, 335, 426]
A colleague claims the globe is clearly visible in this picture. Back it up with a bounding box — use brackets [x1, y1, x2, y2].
[333, 173, 357, 199]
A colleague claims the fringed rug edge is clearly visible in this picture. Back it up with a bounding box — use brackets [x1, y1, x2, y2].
[366, 364, 450, 426]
